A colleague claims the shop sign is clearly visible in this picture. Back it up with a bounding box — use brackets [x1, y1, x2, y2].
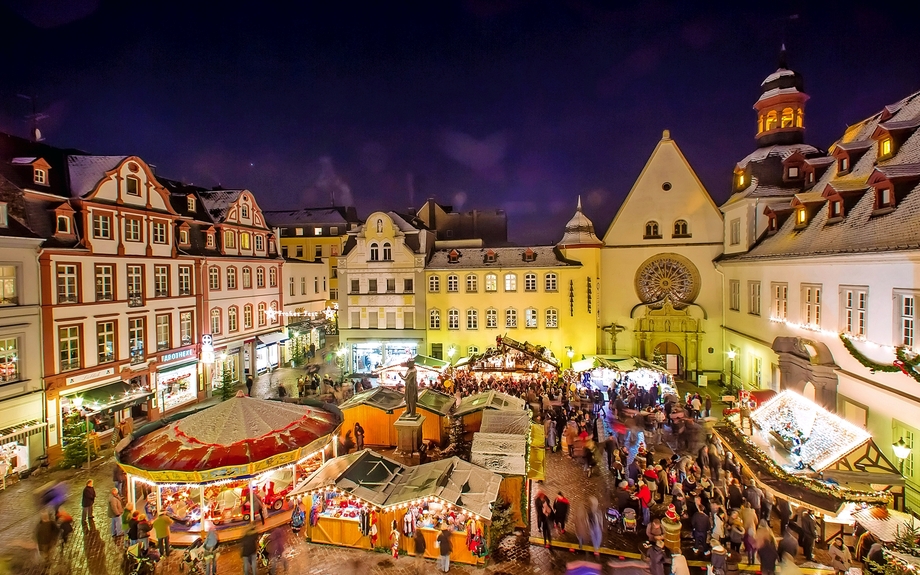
[66, 367, 115, 387]
[160, 349, 195, 364]
[200, 335, 215, 364]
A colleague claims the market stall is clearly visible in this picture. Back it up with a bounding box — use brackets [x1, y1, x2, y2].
[471, 419, 530, 528]
[416, 388, 454, 446]
[116, 394, 341, 543]
[454, 335, 560, 376]
[382, 456, 501, 565]
[375, 354, 449, 387]
[572, 355, 675, 396]
[337, 387, 406, 447]
[453, 390, 527, 436]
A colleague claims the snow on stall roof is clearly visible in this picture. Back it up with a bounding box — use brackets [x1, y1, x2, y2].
[386, 457, 502, 520]
[175, 395, 326, 445]
[470, 432, 528, 476]
[480, 410, 532, 436]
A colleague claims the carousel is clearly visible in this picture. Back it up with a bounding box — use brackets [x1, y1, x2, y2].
[115, 393, 342, 543]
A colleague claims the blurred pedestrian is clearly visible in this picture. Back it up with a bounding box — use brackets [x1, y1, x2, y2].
[390, 519, 401, 559]
[246, 374, 254, 396]
[137, 513, 152, 551]
[241, 525, 259, 575]
[414, 527, 427, 570]
[203, 526, 219, 575]
[588, 497, 603, 558]
[436, 526, 452, 572]
[57, 509, 74, 551]
[355, 422, 365, 451]
[828, 537, 852, 575]
[552, 491, 570, 534]
[35, 510, 60, 563]
[152, 511, 173, 556]
[267, 527, 287, 574]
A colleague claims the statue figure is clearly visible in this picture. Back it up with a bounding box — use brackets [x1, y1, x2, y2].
[399, 358, 419, 418]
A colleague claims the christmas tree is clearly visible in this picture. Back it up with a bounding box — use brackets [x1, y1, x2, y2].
[60, 411, 91, 469]
[441, 416, 471, 461]
[219, 366, 235, 401]
[652, 348, 666, 368]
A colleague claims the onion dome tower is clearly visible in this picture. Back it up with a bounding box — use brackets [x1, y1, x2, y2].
[557, 196, 603, 249]
[754, 45, 809, 147]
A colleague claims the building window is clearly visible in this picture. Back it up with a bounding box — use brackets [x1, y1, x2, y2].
[127, 265, 143, 306]
[382, 242, 392, 260]
[227, 267, 237, 289]
[730, 219, 741, 245]
[486, 308, 498, 329]
[34, 168, 46, 185]
[179, 229, 190, 245]
[241, 205, 250, 219]
[386, 278, 396, 293]
[467, 309, 478, 330]
[369, 243, 379, 261]
[524, 273, 537, 292]
[772, 283, 788, 320]
[152, 222, 167, 244]
[92, 214, 111, 239]
[505, 309, 517, 328]
[57, 215, 71, 234]
[125, 176, 140, 196]
[803, 285, 821, 327]
[644, 221, 660, 238]
[269, 268, 277, 287]
[0, 203, 6, 227]
[301, 276, 306, 295]
[788, 166, 799, 178]
[57, 264, 78, 304]
[228, 307, 238, 332]
[729, 280, 740, 311]
[94, 265, 114, 301]
[257, 267, 265, 288]
[255, 235, 264, 251]
[448, 309, 459, 330]
[545, 273, 557, 292]
[485, 274, 497, 292]
[902, 295, 915, 347]
[128, 317, 145, 363]
[347, 278, 358, 294]
[97, 322, 115, 363]
[0, 338, 16, 382]
[843, 288, 867, 337]
[525, 308, 538, 328]
[235, 267, 248, 290]
[877, 186, 894, 209]
[468, 346, 479, 355]
[258, 302, 266, 326]
[224, 230, 236, 249]
[241, 304, 252, 329]
[289, 276, 295, 296]
[839, 157, 849, 173]
[368, 279, 377, 293]
[466, 274, 478, 293]
[295, 245, 304, 259]
[156, 315, 171, 350]
[210, 309, 221, 335]
[504, 273, 517, 291]
[124, 218, 140, 241]
[154, 265, 169, 297]
[206, 233, 215, 248]
[209, 266, 220, 290]
[447, 275, 458, 292]
[673, 220, 689, 236]
[0, 266, 16, 305]
[748, 281, 761, 315]
[428, 275, 440, 292]
[178, 266, 192, 295]
[881, 137, 893, 157]
[404, 278, 413, 293]
[295, 228, 303, 236]
[546, 308, 558, 328]
[429, 309, 441, 329]
[180, 311, 193, 345]
[484, 250, 496, 263]
[187, 196, 196, 212]
[240, 233, 250, 250]
[830, 201, 842, 218]
[330, 288, 338, 300]
[753, 356, 763, 389]
[59, 326, 80, 372]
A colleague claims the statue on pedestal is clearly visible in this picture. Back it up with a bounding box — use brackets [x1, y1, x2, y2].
[399, 358, 418, 418]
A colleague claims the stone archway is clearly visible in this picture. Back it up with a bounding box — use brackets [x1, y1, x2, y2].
[771, 337, 839, 411]
[654, 341, 684, 377]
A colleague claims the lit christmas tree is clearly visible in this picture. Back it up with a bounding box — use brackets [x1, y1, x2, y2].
[60, 411, 91, 469]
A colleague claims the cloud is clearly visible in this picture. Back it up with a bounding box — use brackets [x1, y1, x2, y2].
[440, 130, 508, 174]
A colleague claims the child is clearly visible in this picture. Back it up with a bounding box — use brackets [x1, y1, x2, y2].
[389, 520, 400, 559]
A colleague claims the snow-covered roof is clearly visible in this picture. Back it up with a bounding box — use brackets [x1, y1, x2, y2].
[470, 432, 528, 476]
[68, 155, 127, 197]
[384, 457, 502, 520]
[479, 410, 532, 436]
[761, 68, 796, 85]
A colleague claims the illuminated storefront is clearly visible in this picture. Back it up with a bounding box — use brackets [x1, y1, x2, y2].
[156, 350, 199, 413]
[350, 341, 418, 374]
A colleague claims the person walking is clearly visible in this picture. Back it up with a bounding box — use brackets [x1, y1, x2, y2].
[552, 491, 570, 534]
[202, 526, 219, 575]
[113, 465, 127, 496]
[534, 490, 554, 548]
[267, 527, 286, 575]
[414, 528, 427, 571]
[81, 479, 96, 524]
[121, 504, 133, 547]
[588, 497, 603, 558]
[246, 374, 254, 396]
[828, 537, 852, 575]
[253, 491, 266, 525]
[57, 509, 74, 551]
[355, 422, 365, 451]
[758, 530, 779, 575]
[35, 511, 60, 564]
[390, 519, 401, 559]
[107, 488, 124, 537]
[127, 511, 140, 547]
[649, 539, 670, 575]
[152, 511, 173, 557]
[241, 525, 259, 575]
[436, 525, 453, 572]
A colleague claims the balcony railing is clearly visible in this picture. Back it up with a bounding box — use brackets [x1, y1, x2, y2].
[58, 293, 78, 304]
[60, 358, 80, 372]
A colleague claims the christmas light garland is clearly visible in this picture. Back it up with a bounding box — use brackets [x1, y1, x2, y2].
[839, 334, 920, 385]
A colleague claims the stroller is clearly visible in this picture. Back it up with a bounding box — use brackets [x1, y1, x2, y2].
[180, 537, 205, 574]
[622, 508, 638, 534]
[257, 532, 271, 567]
[124, 543, 161, 575]
[606, 508, 622, 533]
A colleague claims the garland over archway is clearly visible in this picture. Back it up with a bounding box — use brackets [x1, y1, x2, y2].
[839, 334, 920, 384]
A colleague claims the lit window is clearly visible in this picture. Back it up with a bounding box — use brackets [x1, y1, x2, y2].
[525, 308, 537, 328]
[58, 326, 80, 372]
[179, 266, 192, 295]
[206, 233, 215, 248]
[95, 265, 114, 301]
[796, 208, 806, 224]
[154, 265, 169, 297]
[57, 264, 78, 304]
[831, 201, 842, 217]
[781, 107, 794, 128]
[240, 233, 250, 250]
[485, 274, 497, 292]
[788, 167, 799, 178]
[878, 187, 893, 208]
[187, 196, 196, 212]
[97, 322, 115, 363]
[839, 157, 849, 172]
[34, 168, 46, 185]
[0, 266, 17, 305]
[881, 138, 892, 156]
[314, 227, 322, 236]
[504, 273, 516, 291]
[224, 230, 236, 249]
[765, 110, 777, 131]
[180, 311, 193, 345]
[737, 173, 745, 188]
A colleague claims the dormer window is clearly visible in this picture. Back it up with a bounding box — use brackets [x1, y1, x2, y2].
[830, 201, 842, 218]
[523, 248, 536, 262]
[795, 208, 807, 227]
[206, 233, 215, 249]
[125, 176, 140, 196]
[838, 157, 849, 174]
[484, 250, 496, 263]
[787, 167, 799, 178]
[880, 137, 893, 158]
[768, 216, 778, 232]
[448, 249, 460, 263]
[179, 229, 190, 245]
[808, 171, 815, 184]
[34, 168, 47, 185]
[737, 173, 746, 188]
[187, 196, 196, 212]
[241, 204, 250, 219]
[877, 186, 894, 209]
[57, 215, 71, 234]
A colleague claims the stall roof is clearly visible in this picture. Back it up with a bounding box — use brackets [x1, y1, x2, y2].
[78, 381, 155, 416]
[480, 410, 532, 436]
[417, 388, 455, 416]
[337, 386, 405, 413]
[573, 355, 669, 375]
[470, 432, 528, 476]
[751, 390, 871, 472]
[453, 390, 527, 417]
[375, 354, 449, 374]
[292, 449, 406, 507]
[385, 457, 502, 520]
[849, 507, 917, 544]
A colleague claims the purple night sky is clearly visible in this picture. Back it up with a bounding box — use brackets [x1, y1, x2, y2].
[2, 1, 919, 243]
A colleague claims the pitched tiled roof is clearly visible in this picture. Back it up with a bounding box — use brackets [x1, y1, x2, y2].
[735, 144, 821, 170]
[67, 155, 127, 197]
[427, 245, 578, 269]
[264, 207, 353, 227]
[197, 189, 245, 222]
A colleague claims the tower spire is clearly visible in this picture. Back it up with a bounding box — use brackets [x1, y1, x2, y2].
[576, 195, 582, 211]
[778, 43, 788, 69]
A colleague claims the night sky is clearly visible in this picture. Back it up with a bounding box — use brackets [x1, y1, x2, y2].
[2, 1, 919, 243]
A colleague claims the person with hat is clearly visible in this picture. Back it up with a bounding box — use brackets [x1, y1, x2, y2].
[647, 516, 665, 544]
[711, 543, 728, 575]
[636, 480, 652, 526]
[649, 539, 670, 575]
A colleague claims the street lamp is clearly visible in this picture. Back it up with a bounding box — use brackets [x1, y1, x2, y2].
[447, 346, 456, 365]
[727, 349, 736, 392]
[894, 437, 912, 474]
[566, 347, 574, 369]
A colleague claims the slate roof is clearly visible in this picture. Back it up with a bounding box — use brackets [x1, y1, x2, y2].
[264, 207, 357, 227]
[725, 89, 920, 261]
[735, 144, 822, 170]
[427, 245, 578, 269]
[67, 155, 127, 198]
[197, 189, 245, 222]
[0, 131, 84, 198]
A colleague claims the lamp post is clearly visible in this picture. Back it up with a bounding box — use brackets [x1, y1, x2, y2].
[335, 346, 347, 383]
[894, 437, 912, 474]
[727, 349, 736, 393]
[566, 347, 574, 369]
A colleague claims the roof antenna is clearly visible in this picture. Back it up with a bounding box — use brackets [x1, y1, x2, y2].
[16, 94, 47, 142]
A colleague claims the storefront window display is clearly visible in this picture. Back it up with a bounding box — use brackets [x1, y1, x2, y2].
[0, 441, 28, 476]
[211, 354, 240, 390]
[384, 343, 417, 367]
[306, 490, 376, 525]
[398, 500, 482, 534]
[352, 342, 383, 373]
[157, 363, 198, 412]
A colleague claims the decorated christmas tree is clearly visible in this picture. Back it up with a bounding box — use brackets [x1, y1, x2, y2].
[441, 416, 471, 461]
[219, 367, 235, 401]
[60, 411, 91, 469]
[652, 348, 666, 368]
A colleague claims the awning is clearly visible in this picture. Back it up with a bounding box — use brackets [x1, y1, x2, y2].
[0, 419, 46, 445]
[67, 381, 154, 415]
[257, 331, 288, 346]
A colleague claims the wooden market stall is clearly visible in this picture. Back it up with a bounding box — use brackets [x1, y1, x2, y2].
[337, 387, 406, 447]
[381, 456, 501, 565]
[375, 354, 449, 387]
[471, 422, 529, 528]
[453, 390, 527, 437]
[416, 388, 454, 446]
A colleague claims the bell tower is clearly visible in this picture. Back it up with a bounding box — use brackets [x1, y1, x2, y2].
[753, 45, 809, 147]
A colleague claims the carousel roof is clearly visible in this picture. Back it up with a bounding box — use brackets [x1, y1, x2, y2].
[386, 457, 503, 520]
[453, 390, 527, 417]
[337, 386, 405, 412]
[118, 395, 339, 474]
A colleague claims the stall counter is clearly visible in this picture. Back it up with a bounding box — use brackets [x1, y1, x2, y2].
[400, 527, 486, 565]
[308, 514, 372, 549]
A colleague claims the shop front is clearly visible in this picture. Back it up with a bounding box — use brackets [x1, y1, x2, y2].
[350, 340, 419, 374]
[256, 331, 286, 373]
[0, 419, 46, 484]
[0, 391, 46, 471]
[210, 343, 242, 392]
[60, 378, 155, 449]
[155, 349, 199, 414]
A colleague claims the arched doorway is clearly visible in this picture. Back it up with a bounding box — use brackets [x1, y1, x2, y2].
[655, 341, 684, 378]
[802, 381, 816, 402]
[771, 337, 839, 411]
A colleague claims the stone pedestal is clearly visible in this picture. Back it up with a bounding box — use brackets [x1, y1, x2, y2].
[394, 414, 425, 456]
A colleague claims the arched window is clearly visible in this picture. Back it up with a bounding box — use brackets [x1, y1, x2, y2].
[545, 273, 558, 291]
[382, 242, 392, 260]
[765, 110, 777, 131]
[244, 304, 253, 328]
[447, 275, 459, 292]
[257, 267, 265, 288]
[504, 273, 517, 291]
[486, 308, 498, 328]
[796, 108, 804, 128]
[505, 308, 517, 328]
[228, 307, 238, 331]
[466, 274, 478, 292]
[242, 267, 252, 289]
[258, 302, 266, 326]
[645, 221, 660, 238]
[270, 301, 279, 323]
[224, 230, 236, 249]
[758, 115, 764, 134]
[369, 242, 379, 261]
[210, 308, 221, 334]
[428, 275, 440, 292]
[673, 220, 689, 236]
[485, 274, 497, 292]
[524, 273, 537, 292]
[525, 308, 538, 328]
[226, 267, 237, 289]
[781, 107, 795, 128]
[209, 266, 220, 290]
[376, 219, 383, 233]
[545, 308, 558, 328]
[429, 309, 441, 329]
[269, 268, 277, 287]
[240, 204, 249, 219]
[467, 309, 478, 330]
[447, 309, 459, 330]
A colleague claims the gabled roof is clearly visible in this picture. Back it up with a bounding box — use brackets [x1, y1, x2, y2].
[470, 432, 528, 476]
[264, 206, 359, 227]
[453, 390, 526, 417]
[67, 155, 127, 197]
[385, 457, 502, 520]
[337, 386, 405, 412]
[197, 189, 246, 222]
[291, 449, 406, 507]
